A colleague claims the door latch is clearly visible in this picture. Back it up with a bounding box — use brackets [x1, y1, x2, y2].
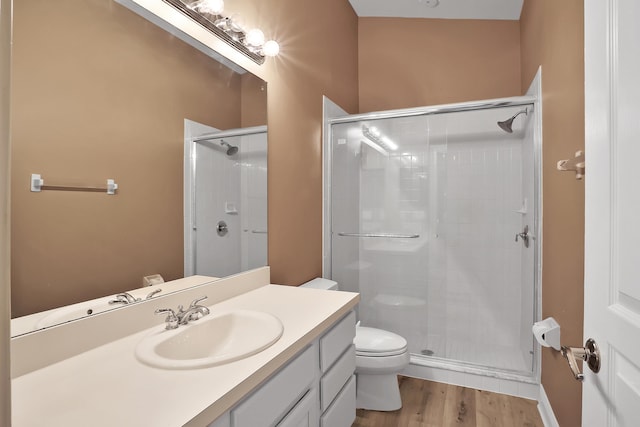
[561, 338, 601, 381]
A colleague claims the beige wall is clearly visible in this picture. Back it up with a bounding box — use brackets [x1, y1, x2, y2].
[241, 73, 268, 128]
[358, 18, 521, 111]
[10, 0, 253, 317]
[521, 1, 585, 426]
[0, 0, 10, 421]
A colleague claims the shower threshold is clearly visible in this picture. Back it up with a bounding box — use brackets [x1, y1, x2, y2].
[403, 354, 539, 400]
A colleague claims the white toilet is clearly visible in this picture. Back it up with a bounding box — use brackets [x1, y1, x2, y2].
[301, 278, 410, 411]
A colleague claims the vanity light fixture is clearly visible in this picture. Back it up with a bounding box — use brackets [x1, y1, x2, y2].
[164, 0, 279, 64]
[362, 125, 398, 154]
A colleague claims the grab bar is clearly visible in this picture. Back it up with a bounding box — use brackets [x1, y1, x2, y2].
[337, 232, 420, 239]
[251, 230, 268, 234]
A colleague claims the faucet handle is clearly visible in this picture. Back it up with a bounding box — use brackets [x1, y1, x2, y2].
[145, 288, 162, 300]
[190, 296, 208, 308]
[155, 308, 179, 330]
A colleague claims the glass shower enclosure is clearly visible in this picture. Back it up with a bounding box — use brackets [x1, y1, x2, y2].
[184, 122, 268, 278]
[326, 99, 539, 378]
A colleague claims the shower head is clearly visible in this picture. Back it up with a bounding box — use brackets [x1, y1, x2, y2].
[497, 109, 528, 133]
[220, 140, 238, 156]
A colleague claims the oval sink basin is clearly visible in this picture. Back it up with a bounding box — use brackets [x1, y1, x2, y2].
[35, 297, 115, 329]
[136, 309, 284, 370]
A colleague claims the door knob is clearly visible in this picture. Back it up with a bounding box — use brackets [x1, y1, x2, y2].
[561, 338, 601, 381]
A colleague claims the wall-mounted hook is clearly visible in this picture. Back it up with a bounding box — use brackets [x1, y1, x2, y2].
[557, 150, 585, 180]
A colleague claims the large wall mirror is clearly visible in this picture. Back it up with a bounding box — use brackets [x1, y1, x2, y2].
[10, 0, 267, 336]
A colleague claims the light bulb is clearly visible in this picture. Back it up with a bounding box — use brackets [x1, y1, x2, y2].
[245, 29, 265, 47]
[263, 40, 280, 57]
[195, 0, 224, 15]
[381, 136, 398, 151]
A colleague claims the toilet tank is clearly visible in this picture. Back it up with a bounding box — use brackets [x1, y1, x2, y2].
[300, 278, 339, 291]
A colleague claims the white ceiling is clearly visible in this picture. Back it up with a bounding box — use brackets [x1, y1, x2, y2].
[348, 0, 524, 20]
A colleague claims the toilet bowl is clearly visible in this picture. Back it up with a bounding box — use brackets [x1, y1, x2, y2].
[301, 278, 410, 411]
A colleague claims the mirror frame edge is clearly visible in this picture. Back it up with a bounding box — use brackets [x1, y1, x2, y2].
[9, 0, 270, 336]
[1, 0, 12, 421]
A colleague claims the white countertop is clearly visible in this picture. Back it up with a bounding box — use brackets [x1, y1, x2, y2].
[11, 284, 358, 427]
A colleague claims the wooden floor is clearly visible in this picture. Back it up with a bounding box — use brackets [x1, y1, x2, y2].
[353, 376, 543, 427]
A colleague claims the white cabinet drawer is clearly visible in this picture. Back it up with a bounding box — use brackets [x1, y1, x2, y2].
[232, 344, 317, 427]
[319, 311, 355, 372]
[320, 375, 356, 427]
[276, 388, 318, 427]
[320, 344, 355, 412]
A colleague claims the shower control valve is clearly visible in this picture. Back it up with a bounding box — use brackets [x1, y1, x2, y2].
[217, 220, 228, 236]
[515, 225, 531, 248]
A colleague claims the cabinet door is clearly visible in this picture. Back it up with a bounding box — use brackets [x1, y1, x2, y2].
[277, 389, 318, 427]
[232, 345, 316, 426]
[320, 376, 356, 427]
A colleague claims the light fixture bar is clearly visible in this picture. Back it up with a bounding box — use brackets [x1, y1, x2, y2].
[163, 0, 266, 64]
[362, 125, 398, 153]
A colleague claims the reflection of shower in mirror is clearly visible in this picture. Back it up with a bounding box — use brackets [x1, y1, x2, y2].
[185, 121, 269, 279]
[220, 140, 239, 156]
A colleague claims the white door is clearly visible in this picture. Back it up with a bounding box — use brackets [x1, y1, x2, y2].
[583, 0, 640, 425]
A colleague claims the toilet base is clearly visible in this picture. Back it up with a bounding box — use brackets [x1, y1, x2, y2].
[356, 373, 402, 411]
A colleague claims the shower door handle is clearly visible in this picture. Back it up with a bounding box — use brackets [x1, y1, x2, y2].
[515, 225, 531, 248]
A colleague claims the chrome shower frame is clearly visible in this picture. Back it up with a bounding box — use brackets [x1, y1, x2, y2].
[322, 94, 543, 392]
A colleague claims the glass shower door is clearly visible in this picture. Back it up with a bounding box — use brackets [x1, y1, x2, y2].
[329, 105, 536, 376]
[330, 116, 432, 355]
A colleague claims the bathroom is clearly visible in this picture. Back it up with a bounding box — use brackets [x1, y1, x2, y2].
[1, 0, 639, 426]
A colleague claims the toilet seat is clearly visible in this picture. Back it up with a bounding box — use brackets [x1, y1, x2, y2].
[354, 326, 408, 357]
[356, 347, 407, 357]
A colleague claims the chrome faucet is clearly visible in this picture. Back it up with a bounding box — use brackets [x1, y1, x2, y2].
[109, 292, 140, 305]
[155, 308, 179, 330]
[155, 296, 210, 330]
[177, 296, 210, 325]
[145, 288, 162, 300]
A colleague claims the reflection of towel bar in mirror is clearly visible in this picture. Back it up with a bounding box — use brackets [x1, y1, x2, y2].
[30, 174, 118, 195]
[337, 232, 420, 239]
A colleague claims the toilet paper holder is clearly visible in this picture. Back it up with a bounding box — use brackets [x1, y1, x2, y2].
[532, 317, 561, 350]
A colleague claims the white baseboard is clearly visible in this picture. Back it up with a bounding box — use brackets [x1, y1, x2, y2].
[538, 384, 560, 427]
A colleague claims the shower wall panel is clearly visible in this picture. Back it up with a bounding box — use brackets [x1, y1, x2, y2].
[240, 133, 268, 271]
[194, 140, 242, 277]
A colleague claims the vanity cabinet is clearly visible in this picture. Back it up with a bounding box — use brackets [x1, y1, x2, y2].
[318, 311, 356, 427]
[207, 311, 356, 427]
